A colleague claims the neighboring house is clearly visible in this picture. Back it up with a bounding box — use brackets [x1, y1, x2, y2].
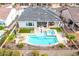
[0, 8, 17, 39]
[17, 7, 61, 29]
[61, 7, 79, 32]
[15, 3, 61, 8]
[66, 3, 79, 7]
[11, 3, 79, 9]
[0, 3, 11, 8]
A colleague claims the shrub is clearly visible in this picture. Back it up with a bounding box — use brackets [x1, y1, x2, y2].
[0, 49, 5, 56]
[0, 36, 6, 46]
[0, 48, 21, 56]
[51, 46, 54, 48]
[41, 53, 48, 56]
[17, 43, 24, 48]
[59, 44, 65, 48]
[66, 34, 76, 41]
[7, 33, 16, 42]
[4, 49, 12, 56]
[0, 26, 4, 30]
[76, 51, 79, 55]
[31, 50, 40, 56]
[50, 27, 62, 32]
[19, 28, 34, 33]
[11, 50, 20, 56]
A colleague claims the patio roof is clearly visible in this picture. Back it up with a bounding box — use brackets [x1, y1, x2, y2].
[18, 7, 61, 22]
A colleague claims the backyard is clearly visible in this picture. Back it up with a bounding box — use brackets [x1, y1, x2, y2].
[1, 26, 79, 56]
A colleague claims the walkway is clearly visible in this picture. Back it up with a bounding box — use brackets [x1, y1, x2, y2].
[21, 50, 78, 56]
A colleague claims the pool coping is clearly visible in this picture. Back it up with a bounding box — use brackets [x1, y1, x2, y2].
[25, 29, 60, 47]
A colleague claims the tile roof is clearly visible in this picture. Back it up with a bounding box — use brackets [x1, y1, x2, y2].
[0, 8, 11, 20]
[67, 7, 79, 22]
[18, 7, 61, 22]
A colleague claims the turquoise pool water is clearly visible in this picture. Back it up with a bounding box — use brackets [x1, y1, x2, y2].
[27, 30, 58, 45]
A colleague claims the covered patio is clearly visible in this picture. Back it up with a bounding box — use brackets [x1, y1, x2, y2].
[37, 21, 60, 28]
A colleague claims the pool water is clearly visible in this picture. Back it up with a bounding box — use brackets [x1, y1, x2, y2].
[47, 29, 55, 35]
[27, 30, 58, 46]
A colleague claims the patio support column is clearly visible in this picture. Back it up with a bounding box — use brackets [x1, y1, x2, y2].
[34, 21, 37, 28]
[58, 21, 60, 27]
[34, 21, 37, 33]
[29, 3, 30, 6]
[46, 4, 47, 7]
[47, 21, 49, 28]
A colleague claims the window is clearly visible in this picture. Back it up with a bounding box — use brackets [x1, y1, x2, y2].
[48, 22, 55, 26]
[26, 23, 28, 26]
[37, 3, 41, 6]
[48, 4, 52, 6]
[26, 22, 34, 26]
[29, 23, 32, 26]
[76, 3, 79, 5]
[42, 3, 46, 7]
[20, 3, 24, 6]
[25, 3, 29, 6]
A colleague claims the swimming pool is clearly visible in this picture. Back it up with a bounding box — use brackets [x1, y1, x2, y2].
[26, 30, 59, 46]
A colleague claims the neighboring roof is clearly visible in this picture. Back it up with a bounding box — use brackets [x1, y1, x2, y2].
[0, 8, 11, 20]
[64, 7, 79, 23]
[68, 7, 79, 23]
[18, 7, 61, 22]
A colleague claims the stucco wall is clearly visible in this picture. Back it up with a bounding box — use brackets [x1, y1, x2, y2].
[18, 21, 37, 28]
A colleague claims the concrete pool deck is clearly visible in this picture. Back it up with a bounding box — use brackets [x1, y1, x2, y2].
[15, 29, 68, 47]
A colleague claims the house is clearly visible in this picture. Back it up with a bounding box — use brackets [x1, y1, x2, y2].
[15, 3, 61, 8]
[0, 8, 17, 39]
[17, 7, 61, 29]
[61, 7, 79, 32]
[0, 3, 11, 8]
